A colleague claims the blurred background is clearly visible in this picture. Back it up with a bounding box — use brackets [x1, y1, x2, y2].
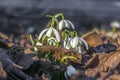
[0, 0, 120, 35]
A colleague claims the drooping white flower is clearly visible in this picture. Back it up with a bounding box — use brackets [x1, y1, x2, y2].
[64, 65, 77, 80]
[110, 21, 120, 28]
[38, 27, 60, 42]
[70, 37, 79, 48]
[70, 37, 89, 53]
[59, 19, 75, 30]
[53, 28, 60, 42]
[46, 27, 53, 37]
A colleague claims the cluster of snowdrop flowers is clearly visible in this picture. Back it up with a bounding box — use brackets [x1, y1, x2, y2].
[37, 13, 78, 46]
[30, 13, 89, 80]
[31, 13, 89, 54]
[62, 30, 89, 53]
[37, 13, 89, 53]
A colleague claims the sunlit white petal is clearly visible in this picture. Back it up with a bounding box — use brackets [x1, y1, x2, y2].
[38, 28, 48, 40]
[46, 27, 53, 37]
[59, 20, 65, 30]
[70, 37, 79, 48]
[53, 28, 60, 42]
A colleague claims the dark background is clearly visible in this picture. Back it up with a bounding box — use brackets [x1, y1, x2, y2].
[0, 0, 120, 35]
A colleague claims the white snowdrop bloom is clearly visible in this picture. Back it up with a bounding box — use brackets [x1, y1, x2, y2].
[53, 28, 60, 42]
[38, 27, 60, 42]
[64, 65, 77, 80]
[70, 37, 79, 48]
[110, 21, 120, 28]
[46, 27, 53, 37]
[59, 19, 75, 30]
[70, 37, 89, 50]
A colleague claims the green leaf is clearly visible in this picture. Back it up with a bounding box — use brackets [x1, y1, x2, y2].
[60, 55, 77, 64]
[30, 34, 34, 46]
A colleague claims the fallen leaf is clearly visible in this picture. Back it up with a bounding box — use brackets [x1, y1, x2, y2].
[82, 31, 102, 47]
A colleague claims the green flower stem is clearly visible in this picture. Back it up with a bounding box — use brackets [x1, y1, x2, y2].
[55, 13, 65, 20]
[73, 31, 78, 37]
[55, 19, 59, 29]
[30, 34, 34, 46]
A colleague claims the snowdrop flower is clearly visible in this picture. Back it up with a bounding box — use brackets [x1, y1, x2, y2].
[64, 65, 77, 80]
[110, 21, 120, 33]
[46, 27, 53, 37]
[63, 37, 72, 49]
[110, 21, 120, 28]
[38, 27, 60, 42]
[70, 37, 79, 48]
[59, 20, 75, 30]
[70, 37, 89, 51]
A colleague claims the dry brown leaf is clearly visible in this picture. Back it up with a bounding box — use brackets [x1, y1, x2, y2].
[35, 45, 82, 64]
[82, 31, 102, 47]
[98, 51, 120, 72]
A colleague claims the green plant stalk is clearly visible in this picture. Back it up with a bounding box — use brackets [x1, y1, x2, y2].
[30, 34, 34, 46]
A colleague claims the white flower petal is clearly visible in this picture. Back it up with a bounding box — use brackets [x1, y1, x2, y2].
[79, 38, 89, 50]
[53, 28, 60, 42]
[59, 20, 65, 30]
[70, 37, 79, 48]
[66, 65, 77, 77]
[66, 20, 75, 29]
[46, 27, 53, 37]
[38, 28, 48, 40]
